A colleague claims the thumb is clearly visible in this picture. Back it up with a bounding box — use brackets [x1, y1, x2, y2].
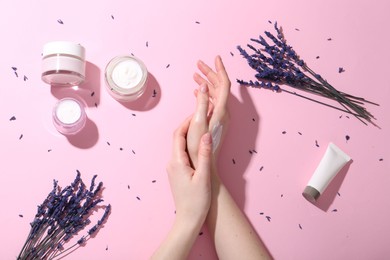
[195, 132, 213, 180]
[193, 83, 209, 124]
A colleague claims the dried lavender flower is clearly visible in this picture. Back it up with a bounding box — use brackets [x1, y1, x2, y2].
[18, 171, 110, 260]
[237, 21, 379, 126]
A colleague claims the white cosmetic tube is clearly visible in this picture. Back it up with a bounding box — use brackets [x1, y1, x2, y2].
[303, 143, 351, 203]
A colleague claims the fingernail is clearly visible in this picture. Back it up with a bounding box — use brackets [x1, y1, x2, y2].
[200, 84, 208, 93]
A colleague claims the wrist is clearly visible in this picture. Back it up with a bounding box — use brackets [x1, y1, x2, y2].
[175, 212, 205, 233]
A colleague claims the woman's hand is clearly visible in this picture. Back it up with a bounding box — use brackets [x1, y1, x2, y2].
[166, 117, 213, 227]
[188, 55, 231, 167]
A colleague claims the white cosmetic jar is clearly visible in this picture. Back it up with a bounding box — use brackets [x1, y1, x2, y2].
[42, 41, 86, 86]
[52, 98, 87, 135]
[105, 55, 148, 102]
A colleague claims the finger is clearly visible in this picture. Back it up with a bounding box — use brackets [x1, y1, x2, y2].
[214, 56, 231, 108]
[193, 72, 217, 102]
[172, 116, 192, 163]
[193, 72, 210, 87]
[197, 60, 218, 86]
[194, 132, 212, 181]
[193, 83, 209, 124]
[215, 55, 230, 82]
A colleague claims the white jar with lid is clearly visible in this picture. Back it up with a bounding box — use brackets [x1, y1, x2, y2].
[42, 41, 86, 86]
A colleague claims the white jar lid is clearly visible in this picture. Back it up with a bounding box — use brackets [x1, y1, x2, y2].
[43, 41, 85, 59]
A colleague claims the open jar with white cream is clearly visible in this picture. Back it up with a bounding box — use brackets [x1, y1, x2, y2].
[104, 56, 148, 102]
[52, 98, 87, 135]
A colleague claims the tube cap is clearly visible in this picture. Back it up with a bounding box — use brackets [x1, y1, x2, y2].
[43, 41, 85, 59]
[302, 186, 320, 203]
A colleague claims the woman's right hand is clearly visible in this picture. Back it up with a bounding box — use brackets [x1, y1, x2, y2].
[187, 55, 231, 167]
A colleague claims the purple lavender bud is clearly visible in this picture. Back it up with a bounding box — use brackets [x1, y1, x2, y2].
[93, 182, 103, 197]
[77, 236, 86, 245]
[89, 175, 98, 192]
[88, 225, 98, 236]
[63, 233, 72, 242]
[273, 85, 281, 92]
[98, 204, 111, 226]
[72, 170, 81, 187]
[297, 60, 305, 66]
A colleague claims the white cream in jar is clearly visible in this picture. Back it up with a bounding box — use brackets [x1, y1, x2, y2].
[52, 98, 86, 135]
[105, 56, 148, 102]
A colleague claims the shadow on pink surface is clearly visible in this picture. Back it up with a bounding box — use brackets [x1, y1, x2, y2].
[314, 160, 353, 211]
[119, 72, 161, 111]
[66, 118, 99, 149]
[219, 85, 260, 210]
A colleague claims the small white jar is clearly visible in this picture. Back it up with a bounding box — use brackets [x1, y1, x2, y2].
[105, 55, 148, 102]
[52, 98, 87, 135]
[42, 41, 86, 86]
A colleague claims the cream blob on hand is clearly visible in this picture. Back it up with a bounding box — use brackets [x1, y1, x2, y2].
[302, 142, 351, 203]
[53, 98, 87, 135]
[41, 41, 86, 86]
[105, 56, 148, 102]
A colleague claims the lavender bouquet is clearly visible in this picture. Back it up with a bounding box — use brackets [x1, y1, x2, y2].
[237, 22, 378, 126]
[17, 171, 111, 260]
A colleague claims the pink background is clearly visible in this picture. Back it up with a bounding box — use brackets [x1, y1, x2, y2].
[1, 0, 389, 259]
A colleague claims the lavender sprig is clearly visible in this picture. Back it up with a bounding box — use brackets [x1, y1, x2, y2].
[237, 22, 379, 126]
[18, 171, 111, 260]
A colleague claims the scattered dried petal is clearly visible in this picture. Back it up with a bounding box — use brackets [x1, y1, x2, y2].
[338, 67, 345, 73]
[315, 140, 319, 147]
[19, 214, 23, 218]
[265, 216, 271, 222]
[19, 134, 23, 140]
[345, 135, 350, 142]
[23, 75, 28, 81]
[232, 158, 236, 164]
[259, 166, 264, 171]
[91, 91, 95, 97]
[9, 116, 16, 121]
[230, 51, 234, 56]
[166, 64, 170, 68]
[379, 158, 383, 161]
[299, 224, 302, 229]
[195, 21, 200, 24]
[57, 19, 64, 24]
[332, 209, 338, 212]
[282, 131, 286, 134]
